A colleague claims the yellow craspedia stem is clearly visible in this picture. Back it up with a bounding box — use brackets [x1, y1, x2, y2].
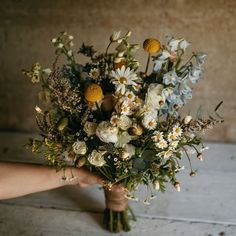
[84, 83, 103, 102]
[143, 38, 161, 54]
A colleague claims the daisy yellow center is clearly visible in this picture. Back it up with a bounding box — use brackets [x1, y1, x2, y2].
[170, 134, 175, 140]
[123, 107, 129, 112]
[127, 94, 133, 99]
[92, 71, 98, 77]
[148, 121, 155, 127]
[112, 117, 120, 124]
[155, 134, 161, 140]
[175, 128, 180, 134]
[119, 76, 127, 84]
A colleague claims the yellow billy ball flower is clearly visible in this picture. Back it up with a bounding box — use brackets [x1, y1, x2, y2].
[84, 83, 103, 102]
[143, 38, 161, 54]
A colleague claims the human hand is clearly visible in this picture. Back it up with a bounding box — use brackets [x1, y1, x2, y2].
[72, 167, 104, 188]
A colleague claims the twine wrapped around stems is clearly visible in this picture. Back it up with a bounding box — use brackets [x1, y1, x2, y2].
[104, 187, 128, 212]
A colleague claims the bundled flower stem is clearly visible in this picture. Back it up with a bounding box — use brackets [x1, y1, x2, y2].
[103, 188, 136, 232]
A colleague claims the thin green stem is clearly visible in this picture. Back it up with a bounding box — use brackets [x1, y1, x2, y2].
[144, 53, 151, 75]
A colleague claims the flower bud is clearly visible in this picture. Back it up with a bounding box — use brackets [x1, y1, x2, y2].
[77, 156, 86, 167]
[174, 182, 181, 192]
[190, 171, 196, 177]
[183, 115, 192, 125]
[128, 124, 143, 136]
[57, 117, 69, 131]
[153, 180, 160, 190]
[197, 153, 203, 161]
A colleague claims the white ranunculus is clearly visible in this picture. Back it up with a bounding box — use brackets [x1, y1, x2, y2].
[118, 115, 132, 130]
[72, 141, 87, 155]
[88, 150, 106, 167]
[84, 121, 98, 136]
[145, 83, 165, 109]
[116, 131, 132, 147]
[183, 115, 192, 125]
[96, 121, 119, 143]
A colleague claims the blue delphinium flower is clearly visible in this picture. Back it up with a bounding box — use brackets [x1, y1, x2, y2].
[178, 82, 192, 100]
[188, 66, 202, 84]
[195, 52, 207, 66]
[163, 70, 180, 86]
[153, 51, 171, 72]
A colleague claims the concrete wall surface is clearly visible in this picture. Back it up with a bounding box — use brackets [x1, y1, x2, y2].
[0, 0, 235, 142]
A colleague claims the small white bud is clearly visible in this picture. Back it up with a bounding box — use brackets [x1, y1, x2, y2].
[67, 50, 73, 57]
[174, 182, 181, 192]
[118, 52, 125, 57]
[125, 31, 132, 37]
[68, 35, 74, 40]
[153, 180, 160, 190]
[42, 68, 52, 75]
[110, 31, 121, 42]
[51, 38, 57, 43]
[183, 115, 192, 125]
[58, 43, 64, 48]
[35, 106, 43, 114]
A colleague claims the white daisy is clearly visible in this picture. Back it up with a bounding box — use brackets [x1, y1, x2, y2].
[170, 140, 179, 150]
[172, 125, 182, 137]
[152, 131, 163, 142]
[89, 68, 100, 80]
[120, 100, 133, 115]
[156, 139, 168, 149]
[142, 117, 157, 130]
[111, 66, 138, 94]
[133, 96, 143, 108]
[110, 114, 120, 126]
[167, 132, 177, 142]
[125, 91, 135, 101]
[163, 149, 173, 159]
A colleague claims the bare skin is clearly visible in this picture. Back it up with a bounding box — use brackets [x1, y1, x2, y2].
[0, 162, 104, 200]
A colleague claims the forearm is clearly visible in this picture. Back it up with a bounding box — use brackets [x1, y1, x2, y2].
[0, 162, 75, 200]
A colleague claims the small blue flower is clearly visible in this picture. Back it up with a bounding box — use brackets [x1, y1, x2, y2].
[163, 70, 180, 86]
[195, 52, 207, 66]
[153, 60, 164, 71]
[188, 66, 202, 84]
[178, 82, 192, 100]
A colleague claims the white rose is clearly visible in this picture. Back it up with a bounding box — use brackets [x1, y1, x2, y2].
[96, 121, 119, 143]
[121, 144, 136, 159]
[183, 115, 192, 125]
[72, 141, 87, 155]
[118, 115, 132, 130]
[88, 150, 106, 167]
[145, 83, 165, 109]
[116, 131, 132, 147]
[84, 121, 98, 136]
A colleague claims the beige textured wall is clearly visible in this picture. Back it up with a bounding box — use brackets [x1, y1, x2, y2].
[0, 0, 235, 142]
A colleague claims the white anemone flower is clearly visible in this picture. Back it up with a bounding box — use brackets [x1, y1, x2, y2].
[111, 66, 138, 94]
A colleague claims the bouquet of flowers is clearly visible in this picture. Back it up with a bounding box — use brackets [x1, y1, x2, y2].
[23, 31, 223, 233]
